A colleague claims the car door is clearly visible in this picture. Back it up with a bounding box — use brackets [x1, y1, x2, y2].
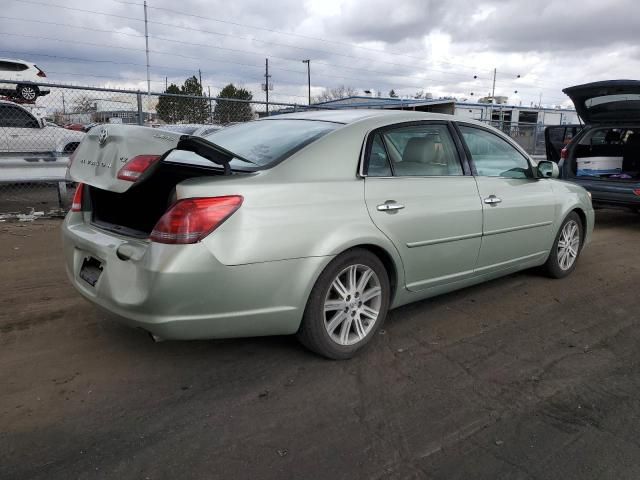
[457, 124, 557, 274]
[1, 104, 44, 153]
[364, 122, 483, 292]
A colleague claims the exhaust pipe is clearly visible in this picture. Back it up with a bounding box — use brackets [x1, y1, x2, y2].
[147, 331, 165, 343]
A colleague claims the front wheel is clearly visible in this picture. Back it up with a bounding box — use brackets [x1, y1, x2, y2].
[297, 248, 390, 359]
[543, 212, 583, 278]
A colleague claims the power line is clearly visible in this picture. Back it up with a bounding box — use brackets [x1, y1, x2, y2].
[0, 50, 309, 99]
[8, 0, 494, 82]
[0, 15, 491, 87]
[5, 0, 569, 102]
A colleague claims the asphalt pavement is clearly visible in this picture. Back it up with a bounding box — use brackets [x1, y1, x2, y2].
[2, 210, 640, 480]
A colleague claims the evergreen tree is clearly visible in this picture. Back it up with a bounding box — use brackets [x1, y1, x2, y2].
[156, 83, 183, 123]
[213, 84, 254, 124]
[180, 76, 210, 123]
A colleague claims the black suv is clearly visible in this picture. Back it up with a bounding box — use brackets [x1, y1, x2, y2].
[546, 80, 640, 209]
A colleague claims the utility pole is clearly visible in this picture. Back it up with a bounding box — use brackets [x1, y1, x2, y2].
[208, 85, 212, 124]
[264, 58, 271, 115]
[198, 69, 202, 92]
[143, 1, 151, 123]
[490, 67, 497, 125]
[302, 59, 311, 105]
[165, 76, 167, 91]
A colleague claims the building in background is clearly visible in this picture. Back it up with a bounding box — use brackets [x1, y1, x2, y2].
[312, 96, 579, 157]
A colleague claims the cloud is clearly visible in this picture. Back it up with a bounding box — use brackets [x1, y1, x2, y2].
[0, 0, 638, 107]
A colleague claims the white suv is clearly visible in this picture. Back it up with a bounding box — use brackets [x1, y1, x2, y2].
[0, 58, 50, 102]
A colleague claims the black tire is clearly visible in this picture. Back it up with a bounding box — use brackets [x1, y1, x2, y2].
[17, 84, 39, 102]
[297, 248, 391, 360]
[543, 212, 583, 279]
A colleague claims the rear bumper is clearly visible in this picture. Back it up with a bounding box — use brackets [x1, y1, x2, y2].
[571, 178, 640, 208]
[62, 213, 331, 340]
[591, 193, 640, 208]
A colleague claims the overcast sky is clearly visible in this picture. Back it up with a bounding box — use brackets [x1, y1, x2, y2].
[1, 0, 639, 106]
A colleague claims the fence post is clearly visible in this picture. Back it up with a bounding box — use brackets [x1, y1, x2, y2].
[533, 124, 540, 156]
[136, 91, 143, 125]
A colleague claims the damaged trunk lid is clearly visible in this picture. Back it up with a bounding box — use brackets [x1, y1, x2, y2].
[69, 125, 182, 193]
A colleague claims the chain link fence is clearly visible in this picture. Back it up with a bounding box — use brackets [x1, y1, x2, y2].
[1, 80, 554, 217]
[479, 120, 546, 158]
[0, 80, 319, 216]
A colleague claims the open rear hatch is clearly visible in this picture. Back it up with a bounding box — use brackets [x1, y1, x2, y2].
[69, 125, 246, 237]
[563, 80, 640, 124]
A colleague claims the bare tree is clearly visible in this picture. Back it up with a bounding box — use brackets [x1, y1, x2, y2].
[72, 95, 96, 113]
[312, 85, 358, 104]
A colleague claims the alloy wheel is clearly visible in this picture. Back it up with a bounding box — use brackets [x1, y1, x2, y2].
[557, 220, 580, 271]
[323, 264, 382, 346]
[20, 87, 37, 100]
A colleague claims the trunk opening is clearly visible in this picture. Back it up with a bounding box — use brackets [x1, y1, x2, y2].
[570, 127, 640, 181]
[89, 161, 228, 238]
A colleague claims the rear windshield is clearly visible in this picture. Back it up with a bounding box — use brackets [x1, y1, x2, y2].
[584, 94, 640, 120]
[164, 119, 340, 170]
[207, 119, 339, 167]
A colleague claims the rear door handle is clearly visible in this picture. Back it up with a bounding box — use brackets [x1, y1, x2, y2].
[377, 201, 405, 212]
[484, 195, 502, 205]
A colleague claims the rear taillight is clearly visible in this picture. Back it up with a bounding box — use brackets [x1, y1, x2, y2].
[117, 155, 161, 182]
[560, 147, 568, 160]
[71, 183, 84, 212]
[150, 196, 243, 244]
[35, 65, 46, 78]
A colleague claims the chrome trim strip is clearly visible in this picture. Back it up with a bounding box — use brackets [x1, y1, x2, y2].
[473, 251, 548, 274]
[407, 232, 482, 248]
[484, 221, 553, 237]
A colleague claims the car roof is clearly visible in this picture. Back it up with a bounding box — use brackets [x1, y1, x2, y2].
[0, 58, 30, 65]
[265, 109, 461, 124]
[0, 99, 26, 107]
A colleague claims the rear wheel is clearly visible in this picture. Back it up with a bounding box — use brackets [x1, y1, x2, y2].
[297, 248, 390, 359]
[17, 84, 39, 101]
[543, 212, 583, 278]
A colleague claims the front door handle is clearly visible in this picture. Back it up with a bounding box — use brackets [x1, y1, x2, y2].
[484, 195, 502, 205]
[377, 201, 405, 212]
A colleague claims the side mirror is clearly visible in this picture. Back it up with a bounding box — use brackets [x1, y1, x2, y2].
[537, 160, 559, 179]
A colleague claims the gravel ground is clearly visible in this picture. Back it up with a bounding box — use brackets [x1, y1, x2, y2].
[1, 210, 640, 480]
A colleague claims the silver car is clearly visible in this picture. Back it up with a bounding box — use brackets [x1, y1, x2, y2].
[63, 110, 594, 359]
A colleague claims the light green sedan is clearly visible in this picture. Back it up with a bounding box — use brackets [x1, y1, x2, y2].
[63, 110, 594, 359]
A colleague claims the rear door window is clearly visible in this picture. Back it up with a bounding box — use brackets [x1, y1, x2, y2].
[0, 105, 39, 128]
[368, 124, 463, 177]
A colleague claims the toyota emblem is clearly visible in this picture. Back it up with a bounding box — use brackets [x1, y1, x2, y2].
[98, 127, 109, 146]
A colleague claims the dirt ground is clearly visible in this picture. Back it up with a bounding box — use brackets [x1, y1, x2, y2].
[2, 210, 640, 480]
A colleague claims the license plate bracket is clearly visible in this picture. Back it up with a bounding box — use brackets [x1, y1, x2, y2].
[79, 256, 103, 287]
